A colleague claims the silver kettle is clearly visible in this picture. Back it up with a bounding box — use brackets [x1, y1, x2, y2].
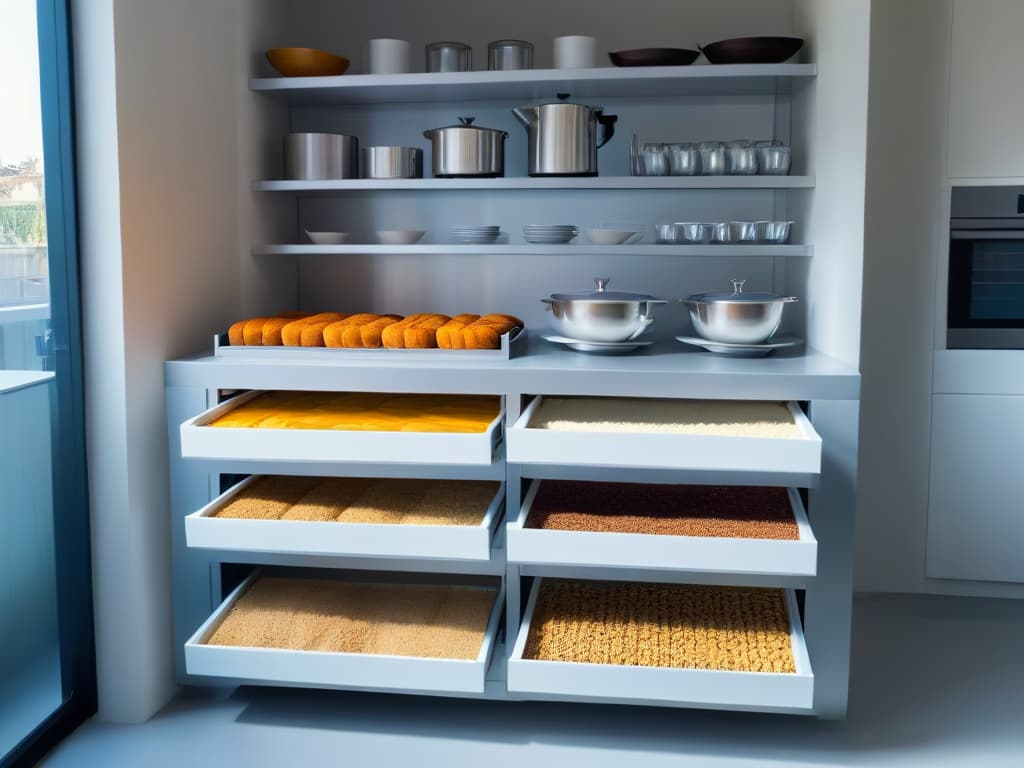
[512, 94, 618, 177]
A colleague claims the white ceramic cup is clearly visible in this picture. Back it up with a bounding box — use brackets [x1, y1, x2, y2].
[368, 38, 411, 74]
[554, 35, 597, 68]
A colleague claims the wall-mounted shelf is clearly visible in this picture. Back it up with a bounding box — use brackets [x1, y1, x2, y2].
[253, 244, 813, 257]
[253, 176, 815, 192]
[249, 64, 816, 105]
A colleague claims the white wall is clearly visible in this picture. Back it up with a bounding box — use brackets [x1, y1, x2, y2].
[72, 0, 293, 722]
[788, 0, 870, 368]
[854, 0, 952, 593]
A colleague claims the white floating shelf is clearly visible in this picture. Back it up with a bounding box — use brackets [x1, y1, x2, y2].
[185, 573, 504, 695]
[185, 476, 504, 562]
[253, 176, 815, 192]
[249, 64, 816, 105]
[506, 580, 814, 712]
[507, 481, 817, 577]
[254, 244, 812, 257]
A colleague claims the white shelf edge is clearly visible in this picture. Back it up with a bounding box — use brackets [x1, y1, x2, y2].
[252, 244, 813, 257]
[252, 176, 815, 191]
[248, 64, 817, 105]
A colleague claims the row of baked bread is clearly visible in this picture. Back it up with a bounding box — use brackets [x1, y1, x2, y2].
[228, 311, 523, 350]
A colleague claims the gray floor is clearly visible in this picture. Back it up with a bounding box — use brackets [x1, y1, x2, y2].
[42, 593, 1024, 767]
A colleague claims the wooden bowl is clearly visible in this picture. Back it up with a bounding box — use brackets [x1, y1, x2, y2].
[266, 47, 350, 77]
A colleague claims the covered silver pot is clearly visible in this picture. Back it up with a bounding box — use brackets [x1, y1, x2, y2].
[423, 117, 507, 178]
[683, 279, 797, 344]
[543, 277, 666, 342]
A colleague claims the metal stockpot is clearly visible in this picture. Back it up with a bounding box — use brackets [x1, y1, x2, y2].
[512, 96, 618, 176]
[361, 146, 423, 179]
[683, 279, 798, 344]
[422, 117, 508, 177]
[285, 133, 359, 180]
[542, 277, 666, 342]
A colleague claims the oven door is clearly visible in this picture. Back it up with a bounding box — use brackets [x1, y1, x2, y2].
[948, 230, 1024, 348]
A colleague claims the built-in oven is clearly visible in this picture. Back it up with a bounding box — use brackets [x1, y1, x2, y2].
[948, 186, 1024, 349]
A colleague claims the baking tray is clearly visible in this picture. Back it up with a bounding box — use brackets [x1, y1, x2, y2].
[213, 326, 526, 360]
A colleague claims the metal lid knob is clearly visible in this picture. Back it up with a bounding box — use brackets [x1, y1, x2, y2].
[730, 279, 746, 295]
[594, 277, 610, 293]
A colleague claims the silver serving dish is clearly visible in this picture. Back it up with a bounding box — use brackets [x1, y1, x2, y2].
[756, 220, 794, 243]
[677, 222, 714, 243]
[683, 279, 798, 344]
[543, 277, 666, 342]
[655, 223, 682, 244]
[729, 221, 759, 242]
[756, 141, 792, 175]
[726, 140, 758, 175]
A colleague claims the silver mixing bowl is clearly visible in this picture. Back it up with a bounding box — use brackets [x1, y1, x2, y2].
[543, 277, 666, 342]
[683, 279, 798, 344]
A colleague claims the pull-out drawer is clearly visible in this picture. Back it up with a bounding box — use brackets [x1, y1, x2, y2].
[507, 480, 816, 577]
[185, 476, 504, 561]
[180, 391, 503, 466]
[507, 397, 821, 475]
[507, 578, 813, 712]
[185, 572, 503, 695]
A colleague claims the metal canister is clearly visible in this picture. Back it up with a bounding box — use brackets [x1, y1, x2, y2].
[426, 42, 472, 73]
[284, 133, 359, 180]
[488, 40, 533, 70]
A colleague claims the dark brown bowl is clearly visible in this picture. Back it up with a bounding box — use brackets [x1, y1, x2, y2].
[608, 48, 701, 67]
[699, 36, 803, 65]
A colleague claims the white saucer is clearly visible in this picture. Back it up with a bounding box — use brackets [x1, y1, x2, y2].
[675, 334, 803, 357]
[544, 334, 653, 354]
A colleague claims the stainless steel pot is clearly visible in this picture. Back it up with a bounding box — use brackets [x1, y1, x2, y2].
[285, 133, 359, 180]
[422, 117, 508, 177]
[362, 146, 423, 179]
[543, 277, 666, 342]
[683, 279, 798, 344]
[489, 39, 533, 70]
[512, 96, 618, 176]
[426, 42, 472, 72]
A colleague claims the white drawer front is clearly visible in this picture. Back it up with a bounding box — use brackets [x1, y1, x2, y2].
[507, 397, 821, 475]
[185, 573, 503, 695]
[185, 476, 503, 561]
[507, 579, 814, 712]
[507, 481, 816, 577]
[180, 391, 503, 466]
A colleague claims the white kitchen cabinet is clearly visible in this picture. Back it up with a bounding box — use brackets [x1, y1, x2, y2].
[947, 0, 1024, 178]
[927, 394, 1024, 583]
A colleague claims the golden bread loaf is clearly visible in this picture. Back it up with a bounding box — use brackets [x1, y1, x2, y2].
[381, 314, 452, 349]
[280, 312, 345, 346]
[242, 317, 275, 346]
[262, 313, 312, 345]
[228, 320, 247, 346]
[360, 315, 404, 348]
[436, 314, 481, 349]
[323, 314, 381, 348]
[437, 313, 522, 350]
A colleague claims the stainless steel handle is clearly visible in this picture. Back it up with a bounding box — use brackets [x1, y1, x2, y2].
[951, 230, 1024, 240]
[731, 278, 746, 295]
[594, 277, 610, 292]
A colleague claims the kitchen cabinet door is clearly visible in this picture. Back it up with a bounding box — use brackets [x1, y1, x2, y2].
[927, 394, 1024, 582]
[947, 0, 1024, 178]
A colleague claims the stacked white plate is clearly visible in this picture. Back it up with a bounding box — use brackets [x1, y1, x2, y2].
[451, 226, 501, 244]
[523, 224, 580, 244]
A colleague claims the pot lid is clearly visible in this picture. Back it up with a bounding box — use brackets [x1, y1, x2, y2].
[425, 117, 508, 135]
[532, 93, 602, 110]
[686, 279, 791, 303]
[551, 277, 658, 302]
